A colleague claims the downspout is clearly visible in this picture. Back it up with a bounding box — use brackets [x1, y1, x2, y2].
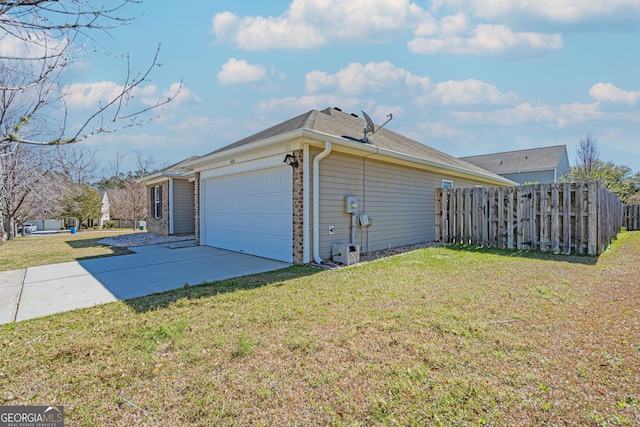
[169, 177, 175, 235]
[313, 141, 332, 264]
[303, 144, 310, 263]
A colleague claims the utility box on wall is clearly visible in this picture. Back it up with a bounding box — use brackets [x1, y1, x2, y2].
[332, 243, 360, 266]
[344, 196, 358, 213]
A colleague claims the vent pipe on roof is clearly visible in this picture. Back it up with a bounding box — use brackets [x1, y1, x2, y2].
[313, 141, 332, 264]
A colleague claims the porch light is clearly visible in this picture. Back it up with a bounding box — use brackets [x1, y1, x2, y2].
[283, 153, 299, 169]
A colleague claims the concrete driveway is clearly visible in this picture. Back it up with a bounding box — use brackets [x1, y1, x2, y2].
[0, 242, 289, 325]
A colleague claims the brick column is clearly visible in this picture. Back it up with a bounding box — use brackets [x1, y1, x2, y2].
[292, 149, 304, 264]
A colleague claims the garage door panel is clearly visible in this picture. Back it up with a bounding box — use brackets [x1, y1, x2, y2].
[204, 167, 292, 262]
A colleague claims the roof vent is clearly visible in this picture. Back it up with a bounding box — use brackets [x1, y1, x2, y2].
[350, 113, 358, 118]
[333, 107, 342, 112]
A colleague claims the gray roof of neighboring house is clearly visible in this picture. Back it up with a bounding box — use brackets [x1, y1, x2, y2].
[459, 145, 568, 174]
[206, 107, 505, 181]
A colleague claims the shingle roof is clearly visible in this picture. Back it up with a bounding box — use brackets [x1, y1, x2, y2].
[207, 107, 502, 180]
[459, 145, 567, 173]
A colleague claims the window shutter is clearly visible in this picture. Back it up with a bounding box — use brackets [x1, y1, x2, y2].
[157, 186, 163, 218]
[151, 187, 155, 218]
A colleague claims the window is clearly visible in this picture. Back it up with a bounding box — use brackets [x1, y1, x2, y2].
[442, 179, 454, 189]
[153, 185, 162, 218]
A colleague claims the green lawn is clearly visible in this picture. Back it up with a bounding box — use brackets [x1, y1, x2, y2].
[0, 230, 136, 271]
[0, 232, 639, 426]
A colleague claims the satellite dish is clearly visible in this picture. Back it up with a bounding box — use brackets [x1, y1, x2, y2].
[362, 110, 376, 134]
[361, 110, 393, 143]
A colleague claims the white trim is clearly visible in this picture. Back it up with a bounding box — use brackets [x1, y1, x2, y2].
[199, 153, 286, 180]
[153, 185, 161, 219]
[199, 176, 206, 245]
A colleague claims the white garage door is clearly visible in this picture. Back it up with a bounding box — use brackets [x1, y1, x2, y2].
[204, 167, 293, 262]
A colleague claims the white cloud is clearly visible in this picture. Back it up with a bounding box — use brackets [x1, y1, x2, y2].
[141, 83, 201, 109]
[409, 23, 562, 56]
[258, 95, 362, 115]
[431, 0, 640, 24]
[417, 121, 463, 139]
[452, 102, 600, 127]
[417, 79, 519, 106]
[61, 81, 127, 108]
[590, 83, 640, 105]
[305, 61, 431, 95]
[217, 58, 267, 85]
[212, 0, 424, 50]
[61, 81, 189, 110]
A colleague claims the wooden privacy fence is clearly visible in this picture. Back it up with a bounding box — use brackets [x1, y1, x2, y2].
[435, 182, 624, 255]
[626, 204, 640, 231]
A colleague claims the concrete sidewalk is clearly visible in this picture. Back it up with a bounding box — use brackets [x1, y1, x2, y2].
[0, 243, 289, 325]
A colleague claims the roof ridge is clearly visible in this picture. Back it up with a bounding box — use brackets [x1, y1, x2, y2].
[460, 145, 566, 159]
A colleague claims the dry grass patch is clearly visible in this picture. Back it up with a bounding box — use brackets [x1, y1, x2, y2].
[1, 233, 639, 426]
[0, 230, 137, 271]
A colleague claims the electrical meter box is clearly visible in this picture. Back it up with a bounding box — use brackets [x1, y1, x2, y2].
[332, 243, 360, 266]
[344, 196, 358, 213]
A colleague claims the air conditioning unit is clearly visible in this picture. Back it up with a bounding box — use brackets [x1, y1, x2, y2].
[332, 243, 360, 266]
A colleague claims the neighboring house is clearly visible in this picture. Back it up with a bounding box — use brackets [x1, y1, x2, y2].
[28, 190, 111, 230]
[459, 145, 570, 184]
[140, 107, 514, 264]
[140, 156, 199, 236]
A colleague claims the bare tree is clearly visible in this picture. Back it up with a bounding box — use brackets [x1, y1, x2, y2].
[106, 148, 127, 188]
[0, 143, 53, 239]
[55, 145, 99, 184]
[134, 150, 157, 177]
[576, 133, 600, 179]
[0, 1, 178, 241]
[108, 180, 147, 229]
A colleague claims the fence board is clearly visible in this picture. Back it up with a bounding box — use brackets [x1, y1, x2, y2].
[562, 183, 572, 254]
[463, 188, 471, 243]
[539, 185, 549, 252]
[587, 182, 598, 255]
[575, 182, 584, 254]
[551, 184, 560, 253]
[506, 187, 515, 250]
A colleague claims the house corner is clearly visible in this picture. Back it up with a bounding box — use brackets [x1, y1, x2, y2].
[292, 149, 304, 264]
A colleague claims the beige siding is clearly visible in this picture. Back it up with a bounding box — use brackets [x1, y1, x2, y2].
[310, 149, 500, 260]
[173, 179, 195, 234]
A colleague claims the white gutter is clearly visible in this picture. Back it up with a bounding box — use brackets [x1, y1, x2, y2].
[169, 177, 174, 235]
[313, 141, 332, 264]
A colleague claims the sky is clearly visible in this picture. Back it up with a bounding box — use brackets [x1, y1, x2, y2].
[59, 0, 640, 175]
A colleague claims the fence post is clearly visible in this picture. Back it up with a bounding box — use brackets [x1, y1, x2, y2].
[506, 187, 515, 249]
[575, 182, 584, 254]
[463, 188, 472, 244]
[442, 189, 450, 243]
[551, 184, 560, 253]
[562, 183, 572, 254]
[539, 184, 549, 252]
[530, 185, 538, 251]
[435, 188, 442, 241]
[497, 187, 505, 249]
